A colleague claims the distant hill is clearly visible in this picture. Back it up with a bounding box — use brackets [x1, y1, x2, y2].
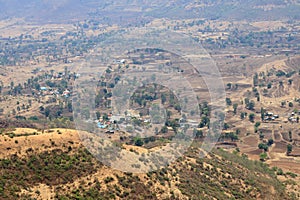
[0, 0, 299, 24]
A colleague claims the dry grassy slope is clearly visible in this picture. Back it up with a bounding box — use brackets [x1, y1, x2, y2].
[0, 128, 296, 199]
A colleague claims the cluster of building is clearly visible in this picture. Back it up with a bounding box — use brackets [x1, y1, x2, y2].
[264, 112, 279, 121]
[31, 67, 80, 79]
[179, 118, 199, 128]
[39, 87, 71, 98]
[264, 111, 300, 123]
[113, 59, 126, 64]
[288, 111, 300, 123]
[96, 110, 152, 134]
[97, 120, 118, 134]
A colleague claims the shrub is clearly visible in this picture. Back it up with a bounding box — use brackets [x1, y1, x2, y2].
[277, 168, 284, 175]
[259, 153, 267, 161]
[104, 176, 114, 184]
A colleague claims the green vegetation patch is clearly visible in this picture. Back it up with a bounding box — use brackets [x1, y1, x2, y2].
[0, 147, 98, 199]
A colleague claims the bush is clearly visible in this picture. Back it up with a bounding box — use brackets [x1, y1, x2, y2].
[277, 168, 284, 175]
[286, 172, 297, 178]
[254, 122, 261, 128]
[267, 83, 272, 89]
[276, 70, 286, 77]
[134, 138, 144, 147]
[29, 116, 39, 121]
[15, 116, 26, 120]
[259, 153, 267, 161]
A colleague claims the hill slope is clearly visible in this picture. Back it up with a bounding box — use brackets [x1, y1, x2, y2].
[0, 129, 294, 199]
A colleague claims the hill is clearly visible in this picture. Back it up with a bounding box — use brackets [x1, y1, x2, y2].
[0, 0, 299, 24]
[0, 128, 296, 199]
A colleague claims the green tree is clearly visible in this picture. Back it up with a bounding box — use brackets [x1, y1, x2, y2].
[248, 101, 255, 110]
[254, 122, 261, 128]
[249, 113, 255, 122]
[96, 111, 101, 120]
[260, 107, 265, 121]
[267, 82, 272, 89]
[279, 81, 283, 87]
[229, 133, 238, 141]
[161, 126, 168, 134]
[225, 98, 232, 106]
[244, 98, 250, 106]
[267, 139, 274, 146]
[167, 110, 172, 119]
[134, 138, 144, 146]
[132, 118, 142, 126]
[44, 107, 50, 118]
[259, 132, 265, 140]
[39, 106, 44, 112]
[277, 168, 284, 175]
[257, 95, 260, 102]
[287, 144, 293, 154]
[227, 83, 232, 89]
[223, 123, 229, 130]
[195, 129, 203, 138]
[102, 113, 109, 121]
[199, 116, 210, 128]
[240, 112, 245, 120]
[35, 83, 41, 91]
[161, 94, 167, 104]
[253, 73, 258, 86]
[174, 104, 181, 112]
[233, 103, 238, 114]
[289, 131, 292, 142]
[258, 143, 268, 151]
[67, 102, 73, 113]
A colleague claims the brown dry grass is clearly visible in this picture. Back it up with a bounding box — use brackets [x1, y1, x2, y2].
[0, 128, 81, 158]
